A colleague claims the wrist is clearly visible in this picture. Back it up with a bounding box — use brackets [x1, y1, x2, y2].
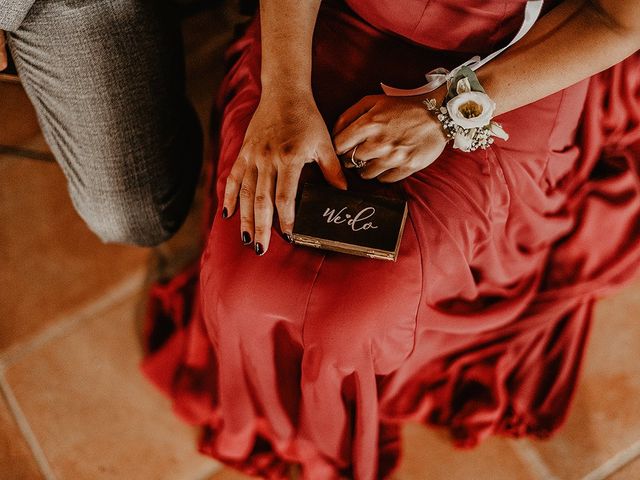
[261, 57, 313, 96]
[421, 84, 449, 108]
[403, 84, 448, 111]
[260, 77, 313, 101]
[259, 85, 317, 117]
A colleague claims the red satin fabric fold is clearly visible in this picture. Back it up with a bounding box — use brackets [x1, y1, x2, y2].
[141, 1, 640, 478]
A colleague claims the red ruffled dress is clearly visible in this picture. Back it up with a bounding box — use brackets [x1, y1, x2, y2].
[141, 0, 640, 478]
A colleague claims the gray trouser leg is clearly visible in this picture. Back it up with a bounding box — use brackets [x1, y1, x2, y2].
[7, 0, 203, 246]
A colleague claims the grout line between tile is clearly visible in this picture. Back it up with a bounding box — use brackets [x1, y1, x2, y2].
[510, 440, 561, 480]
[0, 370, 57, 480]
[581, 439, 640, 480]
[0, 268, 148, 368]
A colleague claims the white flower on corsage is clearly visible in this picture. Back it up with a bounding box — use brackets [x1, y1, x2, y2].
[452, 127, 475, 151]
[424, 76, 509, 152]
[446, 91, 495, 130]
[489, 122, 509, 140]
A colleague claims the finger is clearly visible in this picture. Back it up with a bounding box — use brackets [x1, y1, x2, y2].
[358, 158, 394, 180]
[275, 164, 302, 240]
[317, 145, 348, 190]
[239, 166, 257, 245]
[333, 116, 375, 156]
[377, 167, 413, 183]
[332, 95, 378, 136]
[222, 157, 247, 218]
[351, 138, 390, 161]
[341, 145, 371, 170]
[0, 31, 7, 71]
[340, 145, 360, 169]
[341, 153, 361, 169]
[253, 165, 276, 255]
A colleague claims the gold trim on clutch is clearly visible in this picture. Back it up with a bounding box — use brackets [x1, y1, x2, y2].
[292, 204, 407, 262]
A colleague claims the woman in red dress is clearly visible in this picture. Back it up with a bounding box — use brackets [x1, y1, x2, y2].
[141, 0, 640, 478]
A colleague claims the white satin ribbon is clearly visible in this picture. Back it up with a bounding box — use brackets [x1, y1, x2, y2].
[380, 0, 544, 96]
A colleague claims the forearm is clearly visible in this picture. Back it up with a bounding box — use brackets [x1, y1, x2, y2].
[475, 0, 640, 116]
[259, 0, 321, 96]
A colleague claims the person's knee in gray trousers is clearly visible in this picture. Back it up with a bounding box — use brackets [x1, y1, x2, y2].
[1, 0, 203, 246]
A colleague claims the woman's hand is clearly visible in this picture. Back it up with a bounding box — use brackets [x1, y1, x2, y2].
[333, 91, 449, 183]
[222, 91, 347, 255]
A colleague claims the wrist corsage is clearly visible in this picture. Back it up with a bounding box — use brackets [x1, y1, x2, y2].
[380, 1, 546, 152]
[423, 66, 508, 152]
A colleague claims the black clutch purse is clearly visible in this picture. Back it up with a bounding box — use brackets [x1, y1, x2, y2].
[291, 183, 408, 261]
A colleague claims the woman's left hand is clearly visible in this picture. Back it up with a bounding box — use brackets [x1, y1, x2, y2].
[332, 91, 449, 183]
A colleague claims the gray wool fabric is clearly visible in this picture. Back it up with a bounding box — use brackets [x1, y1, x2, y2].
[0, 0, 35, 31]
[6, 0, 203, 246]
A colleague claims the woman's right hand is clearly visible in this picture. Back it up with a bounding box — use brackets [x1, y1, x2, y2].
[221, 90, 347, 256]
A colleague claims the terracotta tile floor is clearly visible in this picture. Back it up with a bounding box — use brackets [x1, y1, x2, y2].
[611, 458, 640, 480]
[2, 2, 640, 479]
[0, 394, 42, 480]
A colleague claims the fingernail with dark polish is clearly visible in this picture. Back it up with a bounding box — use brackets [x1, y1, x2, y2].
[222, 207, 228, 219]
[255, 242, 264, 256]
[283, 233, 293, 244]
[242, 231, 252, 245]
